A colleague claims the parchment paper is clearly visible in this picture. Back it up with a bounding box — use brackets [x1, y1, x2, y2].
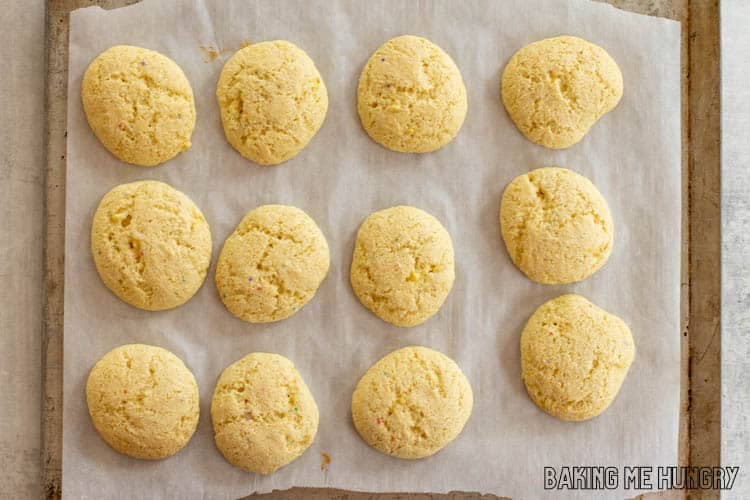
[64, 1, 681, 498]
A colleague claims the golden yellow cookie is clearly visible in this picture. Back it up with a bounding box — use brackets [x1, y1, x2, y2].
[500, 167, 614, 284]
[501, 36, 623, 149]
[215, 205, 329, 323]
[521, 294, 635, 421]
[211, 352, 319, 474]
[91, 180, 212, 311]
[81, 45, 196, 166]
[216, 40, 328, 165]
[86, 344, 199, 459]
[351, 346, 473, 459]
[357, 35, 467, 153]
[350, 206, 455, 327]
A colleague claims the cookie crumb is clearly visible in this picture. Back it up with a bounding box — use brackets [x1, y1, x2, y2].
[199, 45, 230, 63]
[320, 452, 331, 471]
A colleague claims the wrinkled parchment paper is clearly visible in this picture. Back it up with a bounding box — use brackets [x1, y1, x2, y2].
[64, 1, 681, 498]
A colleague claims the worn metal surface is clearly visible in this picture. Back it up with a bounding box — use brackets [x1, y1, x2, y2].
[0, 0, 724, 498]
[685, 1, 722, 492]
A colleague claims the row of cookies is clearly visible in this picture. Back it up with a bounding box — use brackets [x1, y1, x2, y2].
[81, 34, 622, 168]
[92, 163, 615, 323]
[86, 291, 633, 472]
[92, 180, 445, 324]
[86, 343, 471, 472]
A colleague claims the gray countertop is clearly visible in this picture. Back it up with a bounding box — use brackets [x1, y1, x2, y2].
[720, 1, 750, 496]
[1, 0, 45, 497]
[0, 1, 746, 498]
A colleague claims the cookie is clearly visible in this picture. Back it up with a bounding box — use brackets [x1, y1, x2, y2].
[91, 180, 212, 311]
[81, 45, 196, 166]
[351, 346, 473, 459]
[350, 206, 455, 327]
[501, 36, 623, 149]
[500, 167, 613, 284]
[216, 40, 328, 165]
[86, 344, 199, 459]
[211, 352, 319, 474]
[357, 35, 467, 153]
[520, 294, 635, 421]
[215, 205, 329, 323]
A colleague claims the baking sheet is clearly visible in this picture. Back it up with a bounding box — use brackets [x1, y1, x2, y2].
[63, 1, 681, 498]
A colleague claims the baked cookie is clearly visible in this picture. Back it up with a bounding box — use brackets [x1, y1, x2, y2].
[357, 35, 467, 153]
[215, 205, 329, 323]
[501, 36, 623, 149]
[211, 352, 319, 474]
[82, 45, 196, 166]
[86, 344, 199, 459]
[521, 294, 635, 421]
[350, 206, 455, 327]
[500, 167, 613, 284]
[216, 40, 328, 165]
[91, 180, 212, 311]
[351, 346, 473, 459]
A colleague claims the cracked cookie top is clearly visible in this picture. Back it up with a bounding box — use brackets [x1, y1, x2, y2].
[211, 352, 319, 474]
[91, 180, 212, 311]
[86, 344, 200, 460]
[520, 294, 635, 421]
[82, 45, 196, 166]
[500, 167, 614, 284]
[216, 40, 328, 166]
[357, 35, 467, 153]
[501, 36, 623, 149]
[351, 346, 473, 459]
[350, 205, 455, 327]
[215, 204, 329, 323]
